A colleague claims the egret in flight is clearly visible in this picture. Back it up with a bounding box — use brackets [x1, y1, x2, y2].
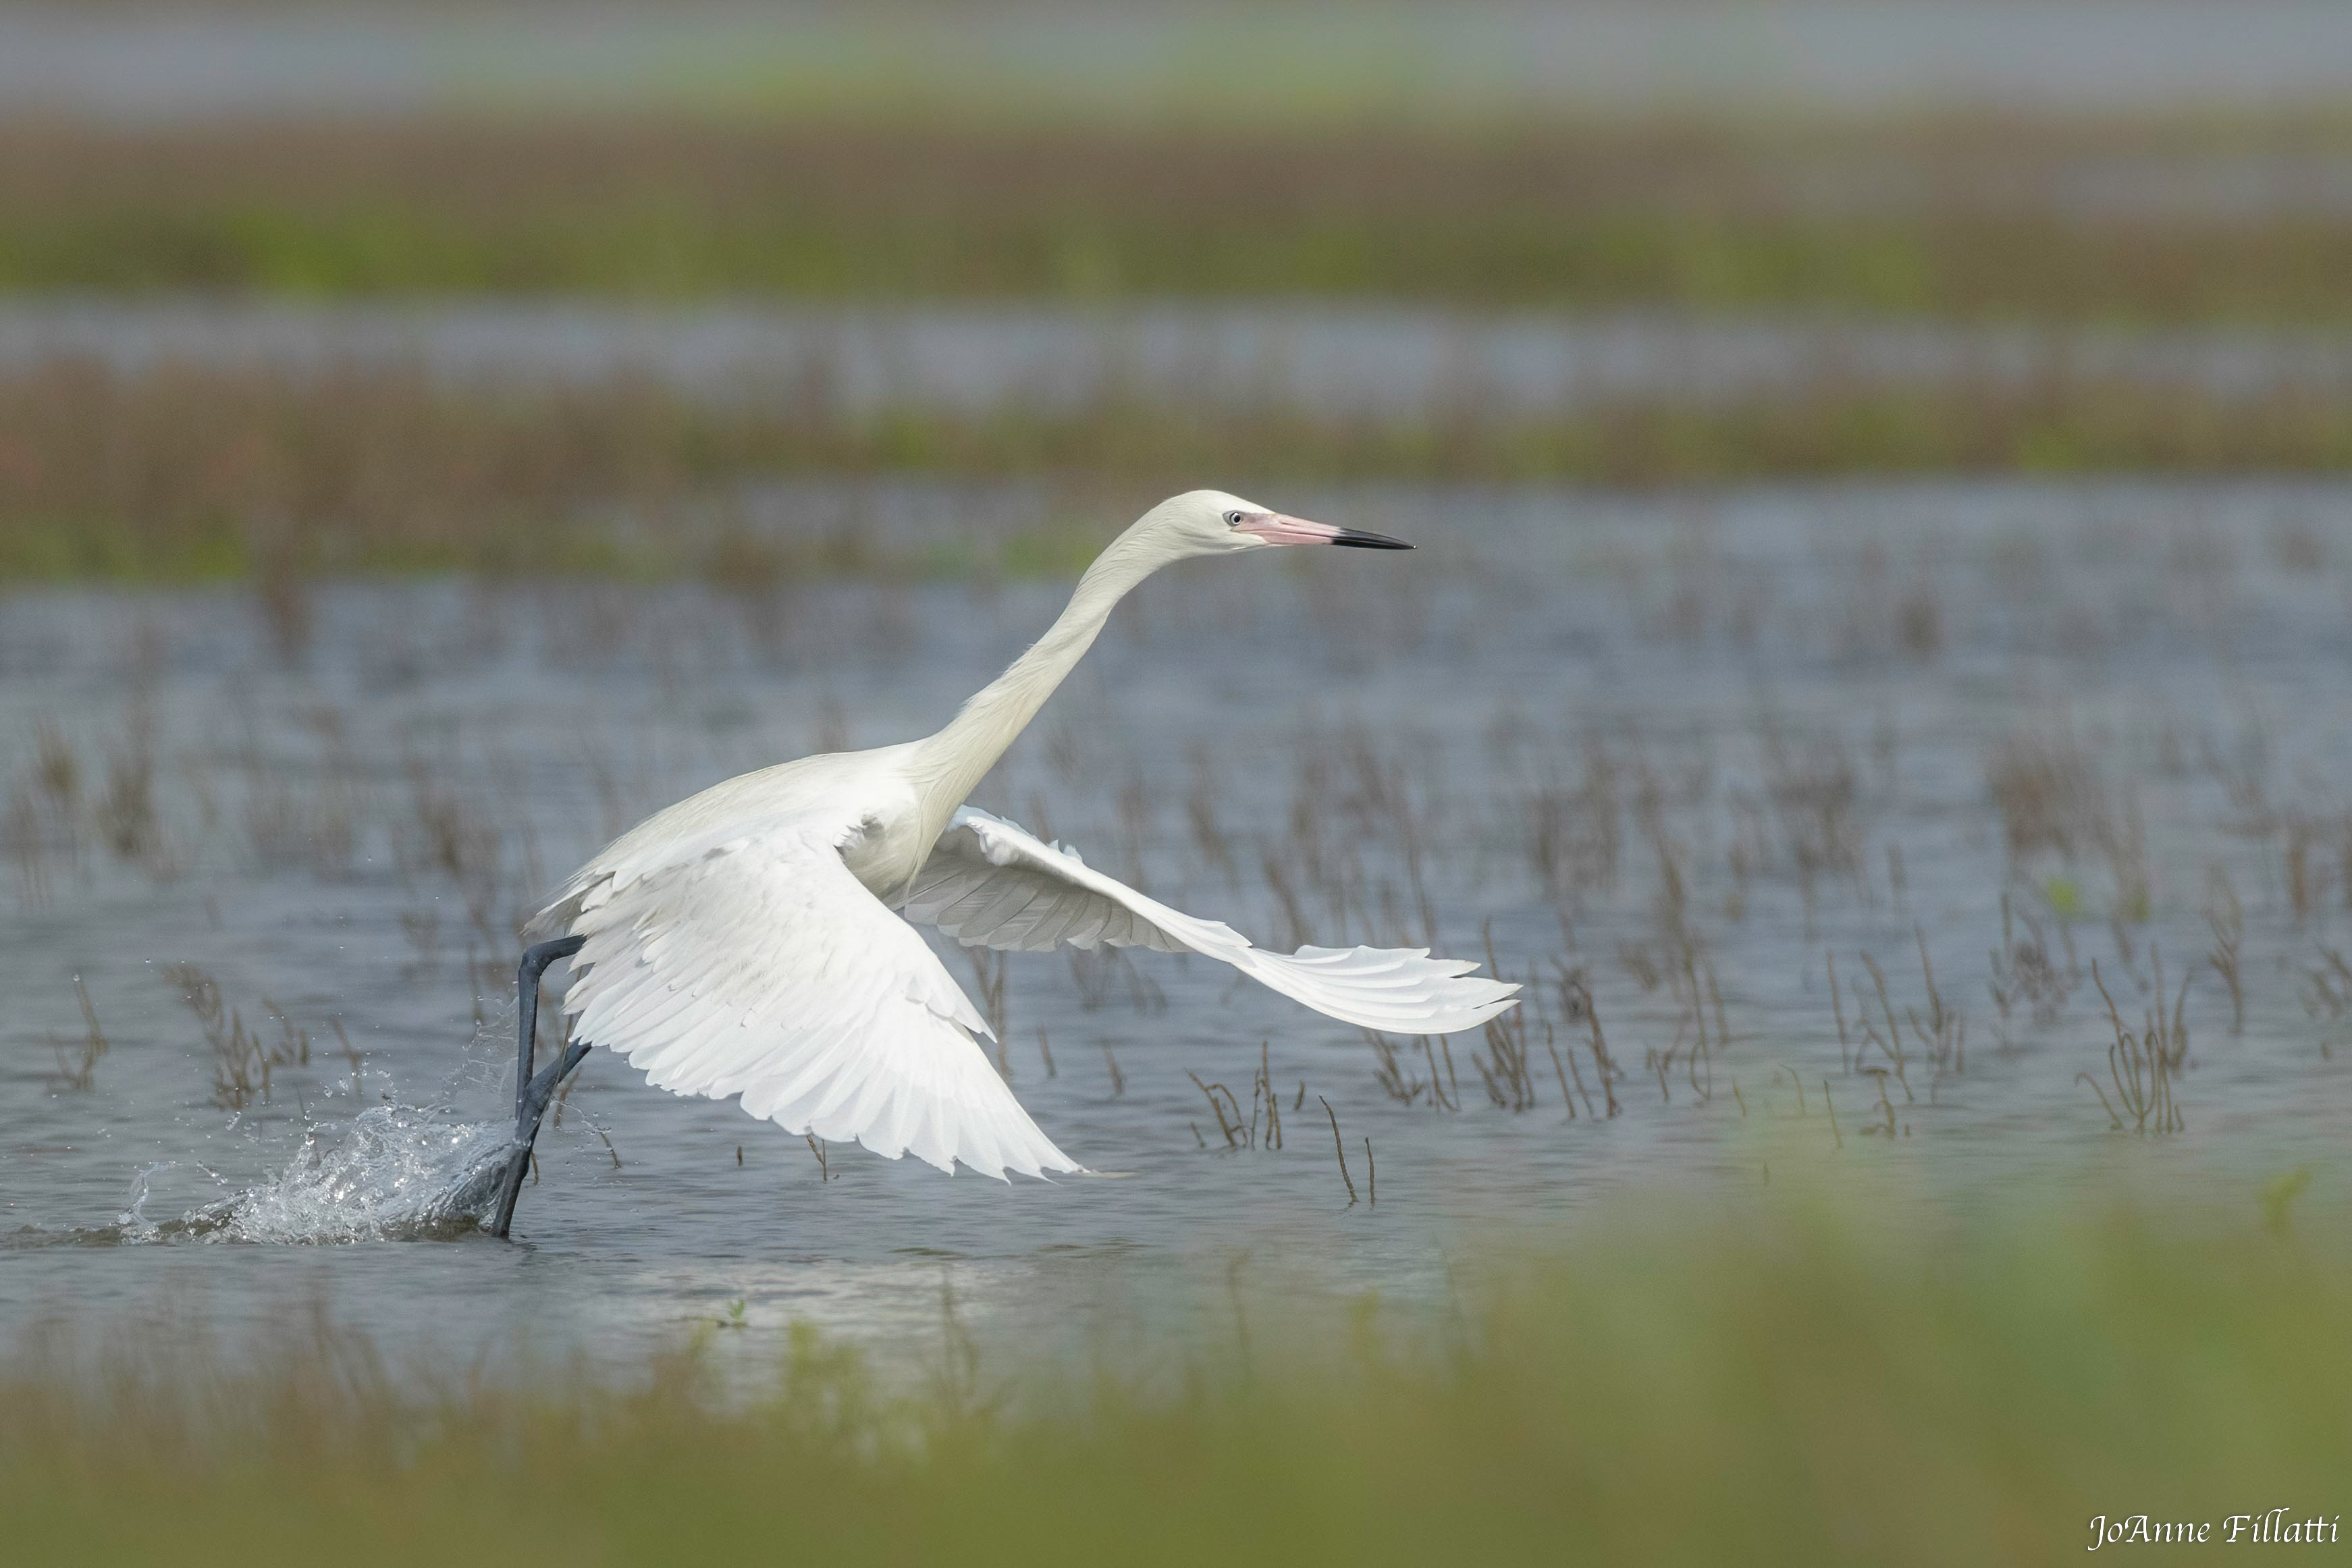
[489, 491, 1518, 1235]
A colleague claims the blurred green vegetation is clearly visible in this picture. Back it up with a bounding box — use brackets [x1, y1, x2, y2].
[7, 1194, 2347, 1567]
[5, 357, 2351, 581]
[5, 115, 2352, 317]
[9, 111, 2352, 580]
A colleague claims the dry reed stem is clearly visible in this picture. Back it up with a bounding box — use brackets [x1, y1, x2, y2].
[1317, 1096, 1358, 1206]
[46, 975, 108, 1093]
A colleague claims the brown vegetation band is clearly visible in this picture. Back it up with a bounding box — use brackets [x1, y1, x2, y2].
[4, 115, 2352, 317]
[3, 358, 2351, 580]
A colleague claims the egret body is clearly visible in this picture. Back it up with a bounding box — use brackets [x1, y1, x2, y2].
[491, 491, 1517, 1235]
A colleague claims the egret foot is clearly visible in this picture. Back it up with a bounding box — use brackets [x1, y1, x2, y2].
[489, 934, 587, 1239]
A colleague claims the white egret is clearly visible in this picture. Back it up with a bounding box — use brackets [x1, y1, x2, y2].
[490, 491, 1518, 1235]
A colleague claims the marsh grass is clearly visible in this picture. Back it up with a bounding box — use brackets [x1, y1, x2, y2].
[45, 975, 107, 1093]
[7, 357, 2352, 582]
[1988, 730, 2162, 925]
[5, 1198, 2349, 1567]
[2081, 959, 2192, 1135]
[11, 114, 2352, 320]
[1989, 893, 2083, 1048]
[1187, 1056, 1290, 1154]
[164, 963, 311, 1112]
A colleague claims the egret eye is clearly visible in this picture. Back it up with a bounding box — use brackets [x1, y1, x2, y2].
[1225, 510, 1244, 526]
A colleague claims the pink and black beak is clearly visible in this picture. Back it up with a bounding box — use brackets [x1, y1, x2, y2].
[1232, 512, 1412, 550]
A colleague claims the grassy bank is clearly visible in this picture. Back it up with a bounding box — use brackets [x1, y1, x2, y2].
[6, 1196, 2346, 1567]
[5, 115, 2352, 318]
[7, 357, 2352, 580]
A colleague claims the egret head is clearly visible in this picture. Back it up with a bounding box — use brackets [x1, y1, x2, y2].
[1132, 489, 1413, 562]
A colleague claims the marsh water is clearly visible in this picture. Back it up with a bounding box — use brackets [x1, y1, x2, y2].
[4, 462, 2349, 1376]
[10, 299, 2352, 412]
[12, 1, 2352, 123]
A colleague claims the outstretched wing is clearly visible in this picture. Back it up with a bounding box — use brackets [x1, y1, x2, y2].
[552, 811, 1077, 1181]
[901, 807, 1518, 1035]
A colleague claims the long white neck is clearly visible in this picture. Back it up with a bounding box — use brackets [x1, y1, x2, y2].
[908, 525, 1169, 829]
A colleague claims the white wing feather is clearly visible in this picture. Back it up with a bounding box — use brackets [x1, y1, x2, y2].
[903, 807, 1518, 1035]
[552, 809, 1077, 1181]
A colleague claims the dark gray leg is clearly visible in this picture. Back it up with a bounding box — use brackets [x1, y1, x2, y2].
[489, 935, 588, 1239]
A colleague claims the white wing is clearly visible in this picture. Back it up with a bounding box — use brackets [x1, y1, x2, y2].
[549, 808, 1077, 1181]
[901, 807, 1519, 1035]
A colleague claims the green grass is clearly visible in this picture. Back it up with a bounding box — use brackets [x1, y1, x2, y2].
[8, 115, 2352, 318]
[19, 202, 2350, 318]
[6, 1192, 2346, 1567]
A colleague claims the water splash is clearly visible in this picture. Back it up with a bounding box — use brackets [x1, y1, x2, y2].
[115, 1161, 174, 1241]
[7, 1106, 520, 1247]
[5, 1064, 525, 1249]
[205, 1105, 516, 1244]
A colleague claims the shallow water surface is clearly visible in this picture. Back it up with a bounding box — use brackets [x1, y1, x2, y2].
[9, 299, 2350, 413]
[3, 477, 2349, 1373]
[11, 1, 2352, 121]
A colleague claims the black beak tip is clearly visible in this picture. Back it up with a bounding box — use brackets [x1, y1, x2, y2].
[1331, 529, 1414, 550]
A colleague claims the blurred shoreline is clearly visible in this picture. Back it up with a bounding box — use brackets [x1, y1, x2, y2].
[7, 349, 2351, 581]
[7, 114, 2352, 317]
